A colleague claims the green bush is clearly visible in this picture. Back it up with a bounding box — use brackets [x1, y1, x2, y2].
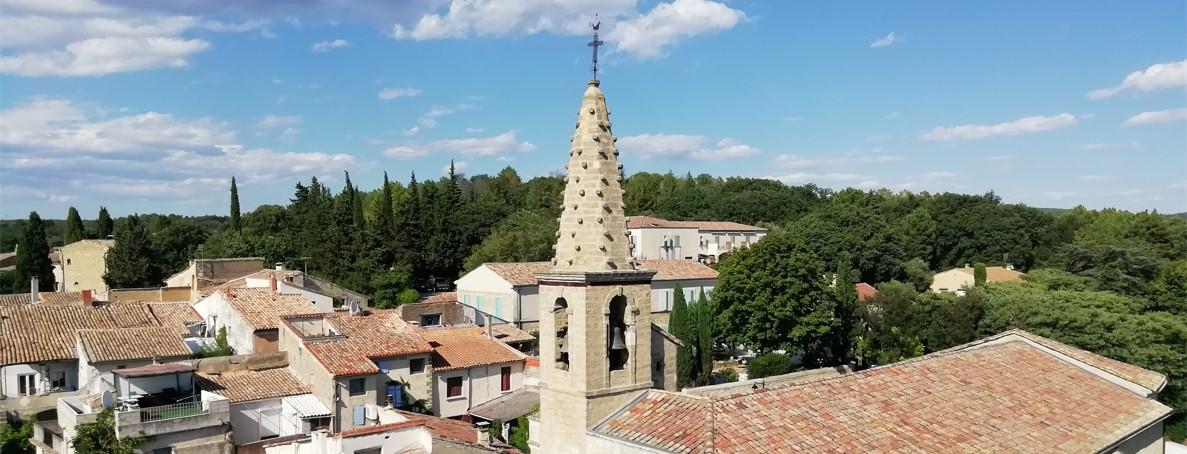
[748, 352, 791, 379]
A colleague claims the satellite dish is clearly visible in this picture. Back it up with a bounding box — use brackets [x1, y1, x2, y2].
[100, 390, 113, 409]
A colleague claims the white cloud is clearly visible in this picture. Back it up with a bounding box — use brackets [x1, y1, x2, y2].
[256, 114, 303, 129]
[1088, 60, 1187, 99]
[384, 131, 535, 159]
[608, 0, 746, 59]
[1042, 191, 1079, 201]
[1080, 174, 1116, 181]
[774, 149, 901, 168]
[311, 38, 350, 52]
[1123, 107, 1187, 126]
[617, 133, 759, 160]
[377, 87, 422, 100]
[413, 103, 474, 129]
[442, 161, 469, 175]
[1168, 181, 1187, 190]
[920, 113, 1077, 141]
[465, 127, 485, 133]
[765, 172, 874, 185]
[402, 126, 421, 136]
[278, 127, 300, 142]
[870, 32, 897, 48]
[0, 36, 210, 77]
[884, 111, 900, 120]
[391, 0, 744, 59]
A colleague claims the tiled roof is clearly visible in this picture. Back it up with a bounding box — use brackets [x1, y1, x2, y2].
[114, 363, 193, 378]
[393, 410, 479, 444]
[0, 292, 83, 306]
[950, 265, 1026, 283]
[147, 302, 202, 332]
[77, 327, 192, 363]
[420, 292, 457, 304]
[421, 326, 526, 372]
[0, 303, 166, 366]
[196, 367, 309, 403]
[339, 419, 425, 438]
[855, 282, 878, 302]
[595, 335, 1172, 453]
[224, 287, 315, 330]
[468, 386, 539, 422]
[297, 310, 435, 376]
[626, 216, 766, 232]
[1001, 329, 1167, 393]
[489, 324, 536, 344]
[482, 260, 716, 286]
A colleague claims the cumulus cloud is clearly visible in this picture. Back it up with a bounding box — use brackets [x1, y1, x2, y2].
[0, 3, 268, 77]
[774, 149, 901, 168]
[1088, 60, 1187, 99]
[1123, 107, 1187, 126]
[384, 131, 535, 159]
[311, 38, 349, 52]
[391, 0, 744, 59]
[764, 172, 875, 185]
[465, 127, 485, 133]
[617, 134, 759, 160]
[378, 87, 422, 100]
[920, 113, 1077, 141]
[256, 114, 302, 129]
[870, 32, 897, 48]
[414, 103, 474, 129]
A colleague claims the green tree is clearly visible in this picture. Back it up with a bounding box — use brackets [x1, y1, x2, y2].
[694, 290, 715, 385]
[1150, 260, 1187, 316]
[71, 409, 146, 454]
[463, 210, 558, 272]
[64, 207, 86, 244]
[748, 352, 791, 379]
[14, 212, 55, 292]
[973, 262, 987, 286]
[488, 418, 504, 441]
[901, 257, 933, 292]
[197, 327, 234, 358]
[103, 215, 164, 288]
[96, 207, 114, 238]
[668, 284, 696, 389]
[857, 281, 925, 365]
[1056, 243, 1160, 296]
[509, 415, 531, 452]
[229, 177, 241, 231]
[0, 416, 33, 454]
[713, 232, 841, 365]
[830, 254, 859, 362]
[151, 221, 209, 276]
[370, 267, 417, 309]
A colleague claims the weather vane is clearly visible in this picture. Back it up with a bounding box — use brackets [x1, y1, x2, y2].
[588, 14, 604, 81]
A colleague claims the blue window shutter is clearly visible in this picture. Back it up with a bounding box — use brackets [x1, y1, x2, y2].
[353, 406, 365, 426]
[464, 295, 470, 305]
[477, 296, 483, 312]
[494, 297, 502, 317]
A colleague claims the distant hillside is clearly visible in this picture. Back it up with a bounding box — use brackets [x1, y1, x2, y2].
[1038, 207, 1187, 219]
[0, 214, 228, 253]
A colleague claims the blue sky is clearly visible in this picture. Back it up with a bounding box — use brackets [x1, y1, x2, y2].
[1, 0, 1185, 219]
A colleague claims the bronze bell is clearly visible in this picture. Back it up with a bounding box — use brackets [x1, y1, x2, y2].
[610, 326, 627, 350]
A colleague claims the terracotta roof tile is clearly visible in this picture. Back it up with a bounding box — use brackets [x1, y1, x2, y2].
[421, 326, 526, 372]
[482, 261, 716, 286]
[77, 327, 192, 363]
[855, 282, 878, 302]
[626, 216, 766, 232]
[0, 303, 171, 366]
[296, 310, 435, 376]
[393, 410, 479, 444]
[0, 292, 83, 306]
[196, 367, 310, 403]
[420, 292, 457, 304]
[1005, 329, 1167, 393]
[951, 265, 1026, 283]
[224, 287, 316, 330]
[595, 336, 1172, 453]
[148, 302, 202, 333]
[489, 324, 536, 344]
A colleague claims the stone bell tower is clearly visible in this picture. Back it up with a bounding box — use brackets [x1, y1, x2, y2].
[535, 20, 655, 454]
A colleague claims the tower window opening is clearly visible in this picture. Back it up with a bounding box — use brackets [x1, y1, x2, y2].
[554, 298, 569, 370]
[608, 295, 628, 371]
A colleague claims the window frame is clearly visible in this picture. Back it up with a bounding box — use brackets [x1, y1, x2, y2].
[348, 378, 366, 396]
[500, 366, 512, 392]
[409, 357, 426, 374]
[445, 376, 464, 398]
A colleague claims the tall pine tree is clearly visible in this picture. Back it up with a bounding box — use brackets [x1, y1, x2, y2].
[14, 212, 56, 292]
[229, 177, 241, 231]
[64, 207, 86, 244]
[395, 172, 424, 280]
[830, 252, 859, 365]
[96, 207, 113, 238]
[695, 289, 714, 385]
[669, 284, 696, 389]
[103, 215, 163, 288]
[377, 172, 396, 237]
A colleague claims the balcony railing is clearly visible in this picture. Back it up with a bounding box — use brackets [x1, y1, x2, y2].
[139, 401, 207, 422]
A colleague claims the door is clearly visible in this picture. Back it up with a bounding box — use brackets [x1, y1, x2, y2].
[17, 374, 36, 396]
[387, 381, 403, 407]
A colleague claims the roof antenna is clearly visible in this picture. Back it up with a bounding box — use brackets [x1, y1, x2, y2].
[587, 14, 604, 82]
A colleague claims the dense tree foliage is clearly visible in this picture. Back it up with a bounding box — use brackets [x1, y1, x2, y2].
[463, 210, 558, 272]
[71, 409, 145, 454]
[96, 207, 113, 238]
[14, 212, 55, 292]
[103, 215, 166, 288]
[64, 207, 86, 244]
[748, 352, 791, 379]
[0, 416, 33, 454]
[669, 284, 695, 389]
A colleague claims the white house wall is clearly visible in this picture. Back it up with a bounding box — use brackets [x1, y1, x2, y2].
[629, 227, 699, 260]
[456, 265, 518, 322]
[1, 362, 77, 398]
[432, 362, 524, 418]
[230, 398, 288, 445]
[649, 280, 716, 313]
[193, 292, 259, 354]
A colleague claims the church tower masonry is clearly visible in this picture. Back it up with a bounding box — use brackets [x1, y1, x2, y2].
[535, 74, 656, 453]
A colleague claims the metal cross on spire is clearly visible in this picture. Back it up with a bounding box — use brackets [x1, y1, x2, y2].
[588, 15, 604, 81]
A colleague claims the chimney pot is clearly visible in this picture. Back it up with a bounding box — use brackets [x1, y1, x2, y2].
[275, 262, 285, 271]
[30, 278, 39, 303]
[81, 290, 93, 306]
[270, 274, 278, 292]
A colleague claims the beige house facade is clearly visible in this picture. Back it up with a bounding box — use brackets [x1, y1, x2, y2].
[930, 265, 1025, 294]
[627, 216, 767, 263]
[59, 240, 113, 299]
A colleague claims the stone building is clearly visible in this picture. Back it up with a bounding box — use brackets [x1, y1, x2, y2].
[59, 239, 113, 299]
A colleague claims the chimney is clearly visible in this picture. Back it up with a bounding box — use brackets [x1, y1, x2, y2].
[274, 262, 285, 271]
[269, 273, 278, 293]
[81, 290, 93, 306]
[30, 278, 39, 303]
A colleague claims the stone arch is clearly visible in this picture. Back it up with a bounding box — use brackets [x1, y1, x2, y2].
[607, 294, 629, 371]
[553, 298, 569, 370]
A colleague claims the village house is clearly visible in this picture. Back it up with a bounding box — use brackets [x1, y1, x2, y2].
[420, 326, 527, 419]
[196, 366, 329, 445]
[455, 260, 717, 331]
[255, 407, 500, 453]
[75, 327, 195, 394]
[59, 239, 114, 299]
[167, 257, 368, 307]
[930, 264, 1025, 294]
[626, 216, 767, 263]
[193, 285, 322, 354]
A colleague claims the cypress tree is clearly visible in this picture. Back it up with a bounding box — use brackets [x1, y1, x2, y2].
[64, 207, 86, 244]
[831, 252, 859, 366]
[229, 177, 241, 231]
[14, 212, 56, 292]
[396, 172, 424, 279]
[669, 283, 696, 389]
[695, 289, 714, 385]
[973, 262, 987, 286]
[351, 183, 365, 228]
[378, 172, 395, 235]
[96, 207, 113, 238]
[103, 215, 163, 288]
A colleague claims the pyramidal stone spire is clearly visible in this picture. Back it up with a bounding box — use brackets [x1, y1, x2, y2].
[551, 80, 636, 272]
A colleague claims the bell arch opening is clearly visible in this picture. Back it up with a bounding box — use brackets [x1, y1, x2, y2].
[608, 295, 628, 371]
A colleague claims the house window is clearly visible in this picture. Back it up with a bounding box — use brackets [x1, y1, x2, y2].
[355, 448, 381, 454]
[16, 374, 35, 396]
[655, 360, 664, 372]
[446, 377, 463, 398]
[500, 366, 512, 392]
[420, 313, 441, 327]
[352, 405, 365, 426]
[494, 297, 503, 318]
[50, 371, 66, 389]
[463, 295, 470, 306]
[409, 358, 425, 374]
[386, 381, 403, 407]
[307, 417, 331, 432]
[476, 296, 484, 312]
[349, 378, 366, 396]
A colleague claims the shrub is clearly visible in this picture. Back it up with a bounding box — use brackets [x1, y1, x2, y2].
[748, 352, 791, 379]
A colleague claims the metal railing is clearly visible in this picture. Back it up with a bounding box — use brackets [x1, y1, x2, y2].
[139, 401, 208, 422]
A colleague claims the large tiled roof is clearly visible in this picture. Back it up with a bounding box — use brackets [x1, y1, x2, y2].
[421, 326, 526, 372]
[1000, 329, 1167, 393]
[489, 323, 536, 344]
[420, 292, 457, 304]
[595, 334, 1172, 453]
[626, 216, 766, 232]
[196, 367, 309, 403]
[482, 260, 716, 286]
[0, 292, 83, 306]
[223, 287, 315, 330]
[296, 309, 435, 376]
[0, 303, 166, 366]
[77, 327, 192, 363]
[393, 410, 480, 444]
[146, 302, 202, 333]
